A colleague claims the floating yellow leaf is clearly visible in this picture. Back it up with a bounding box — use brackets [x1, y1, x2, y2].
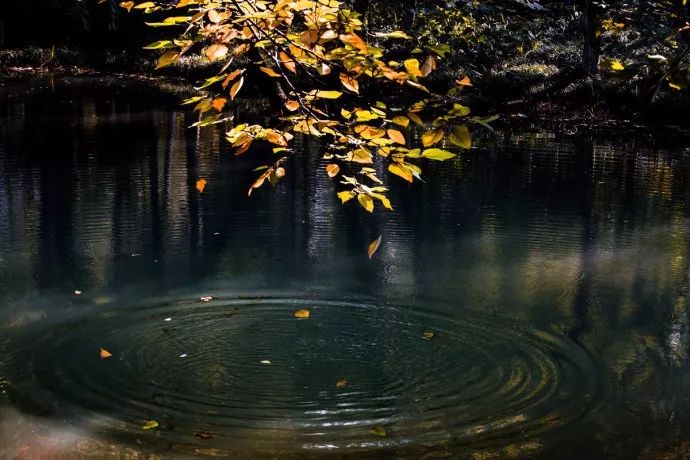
[99, 348, 113, 359]
[294, 309, 310, 319]
[358, 194, 374, 213]
[421, 129, 444, 147]
[142, 420, 159, 430]
[422, 331, 435, 339]
[368, 235, 382, 259]
[195, 178, 207, 192]
[407, 112, 423, 126]
[348, 147, 373, 164]
[336, 379, 349, 388]
[326, 164, 340, 178]
[370, 426, 387, 437]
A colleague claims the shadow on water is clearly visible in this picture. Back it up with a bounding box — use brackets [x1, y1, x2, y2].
[0, 77, 690, 458]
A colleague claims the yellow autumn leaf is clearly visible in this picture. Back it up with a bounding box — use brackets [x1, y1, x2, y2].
[391, 116, 410, 127]
[421, 129, 444, 147]
[348, 148, 373, 164]
[368, 235, 382, 258]
[407, 112, 423, 126]
[195, 178, 207, 192]
[422, 148, 456, 161]
[610, 60, 625, 71]
[338, 191, 355, 204]
[336, 379, 349, 388]
[326, 163, 340, 178]
[142, 420, 159, 430]
[389, 162, 413, 182]
[404, 59, 422, 77]
[422, 330, 435, 339]
[155, 51, 179, 69]
[99, 348, 113, 359]
[449, 125, 471, 149]
[358, 194, 374, 212]
[294, 309, 310, 319]
[285, 100, 300, 111]
[315, 90, 343, 99]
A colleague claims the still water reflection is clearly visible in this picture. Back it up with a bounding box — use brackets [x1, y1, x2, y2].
[0, 78, 689, 458]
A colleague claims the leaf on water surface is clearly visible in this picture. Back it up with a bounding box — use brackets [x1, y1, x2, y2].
[99, 348, 113, 359]
[336, 379, 349, 388]
[74, 290, 82, 295]
[196, 431, 214, 440]
[294, 309, 310, 319]
[326, 164, 340, 178]
[261, 360, 272, 365]
[142, 420, 159, 430]
[367, 236, 382, 259]
[200, 296, 213, 302]
[370, 426, 387, 437]
[422, 331, 435, 340]
[195, 179, 207, 193]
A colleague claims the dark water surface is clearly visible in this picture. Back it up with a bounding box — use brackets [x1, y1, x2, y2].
[1, 78, 690, 459]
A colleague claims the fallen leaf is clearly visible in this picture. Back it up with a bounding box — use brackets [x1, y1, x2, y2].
[368, 235, 382, 259]
[200, 296, 213, 302]
[370, 426, 387, 437]
[195, 179, 207, 193]
[422, 331, 435, 340]
[294, 309, 310, 319]
[610, 59, 625, 71]
[336, 379, 349, 388]
[74, 290, 82, 295]
[196, 431, 214, 440]
[456, 76, 473, 86]
[99, 348, 112, 359]
[421, 129, 444, 147]
[261, 359, 272, 365]
[142, 420, 159, 430]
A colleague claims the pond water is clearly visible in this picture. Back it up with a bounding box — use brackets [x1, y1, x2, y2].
[0, 78, 689, 459]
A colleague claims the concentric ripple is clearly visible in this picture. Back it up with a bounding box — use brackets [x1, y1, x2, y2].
[4, 295, 600, 456]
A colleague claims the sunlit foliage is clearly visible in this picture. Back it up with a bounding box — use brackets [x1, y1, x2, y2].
[121, 0, 491, 212]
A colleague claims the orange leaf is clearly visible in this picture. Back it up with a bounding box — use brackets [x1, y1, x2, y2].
[456, 76, 473, 86]
[279, 51, 296, 73]
[205, 44, 228, 61]
[222, 69, 243, 88]
[99, 348, 113, 359]
[336, 379, 349, 388]
[294, 309, 310, 319]
[339, 73, 359, 93]
[387, 129, 406, 145]
[230, 77, 244, 100]
[211, 98, 227, 112]
[265, 131, 288, 146]
[195, 178, 207, 193]
[326, 163, 340, 178]
[260, 66, 281, 78]
[368, 235, 382, 259]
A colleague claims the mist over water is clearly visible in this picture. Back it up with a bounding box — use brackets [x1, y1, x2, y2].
[1, 77, 689, 458]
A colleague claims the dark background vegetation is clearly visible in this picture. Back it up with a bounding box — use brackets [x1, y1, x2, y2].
[1, 0, 689, 120]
